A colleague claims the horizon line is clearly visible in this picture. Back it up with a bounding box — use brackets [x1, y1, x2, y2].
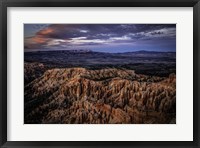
[24, 49, 176, 53]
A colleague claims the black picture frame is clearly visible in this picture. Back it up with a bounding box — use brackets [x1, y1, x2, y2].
[0, 0, 199, 147]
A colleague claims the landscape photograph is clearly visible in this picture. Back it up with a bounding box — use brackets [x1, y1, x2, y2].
[24, 24, 176, 124]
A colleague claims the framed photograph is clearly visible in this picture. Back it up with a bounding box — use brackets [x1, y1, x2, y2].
[0, 0, 199, 147]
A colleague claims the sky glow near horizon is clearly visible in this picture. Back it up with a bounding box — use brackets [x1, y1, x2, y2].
[24, 24, 176, 53]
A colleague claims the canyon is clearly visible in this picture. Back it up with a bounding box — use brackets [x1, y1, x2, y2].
[24, 64, 176, 124]
[24, 50, 176, 124]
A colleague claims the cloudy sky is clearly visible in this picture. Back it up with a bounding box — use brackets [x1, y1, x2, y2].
[24, 24, 176, 53]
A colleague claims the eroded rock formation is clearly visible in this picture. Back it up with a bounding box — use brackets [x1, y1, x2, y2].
[24, 67, 176, 124]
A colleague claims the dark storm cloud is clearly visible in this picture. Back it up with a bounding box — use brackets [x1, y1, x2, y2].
[24, 24, 176, 51]
[35, 24, 175, 40]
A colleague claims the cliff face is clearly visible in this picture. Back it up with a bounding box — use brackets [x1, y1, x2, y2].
[24, 67, 176, 124]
